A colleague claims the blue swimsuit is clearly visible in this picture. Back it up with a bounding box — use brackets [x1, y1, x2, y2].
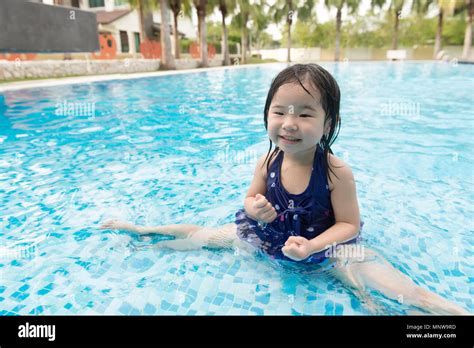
[235, 145, 363, 263]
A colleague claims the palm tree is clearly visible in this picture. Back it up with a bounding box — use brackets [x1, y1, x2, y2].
[215, 0, 237, 66]
[371, 0, 406, 50]
[127, 0, 150, 43]
[413, 0, 461, 59]
[233, 0, 269, 64]
[326, 0, 359, 60]
[233, 0, 252, 64]
[169, 0, 193, 59]
[249, 5, 271, 54]
[270, 0, 315, 63]
[271, 0, 295, 63]
[462, 0, 473, 59]
[158, 0, 176, 69]
[193, 0, 210, 67]
[432, 0, 457, 58]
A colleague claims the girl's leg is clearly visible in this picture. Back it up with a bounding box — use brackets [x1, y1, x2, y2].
[100, 219, 202, 238]
[100, 220, 238, 250]
[326, 246, 470, 315]
[155, 223, 239, 250]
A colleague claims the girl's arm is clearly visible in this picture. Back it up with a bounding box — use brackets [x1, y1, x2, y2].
[308, 156, 361, 253]
[244, 154, 271, 220]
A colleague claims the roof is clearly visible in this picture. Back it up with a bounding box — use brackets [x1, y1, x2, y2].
[96, 9, 132, 24]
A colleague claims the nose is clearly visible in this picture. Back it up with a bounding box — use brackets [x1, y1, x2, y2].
[282, 115, 298, 131]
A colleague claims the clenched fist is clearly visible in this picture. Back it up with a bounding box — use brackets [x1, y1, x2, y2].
[252, 193, 278, 223]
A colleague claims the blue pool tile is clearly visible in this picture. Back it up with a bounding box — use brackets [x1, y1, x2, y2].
[37, 283, 54, 296]
[250, 307, 264, 315]
[212, 296, 224, 306]
[72, 229, 92, 241]
[187, 309, 197, 315]
[429, 272, 439, 283]
[418, 264, 428, 271]
[324, 300, 335, 315]
[29, 306, 44, 314]
[11, 291, 29, 301]
[451, 268, 465, 277]
[64, 303, 73, 310]
[18, 284, 29, 292]
[160, 300, 172, 311]
[204, 296, 212, 303]
[335, 303, 344, 315]
[0, 296, 4, 302]
[0, 286, 6, 294]
[144, 303, 156, 315]
[350, 297, 362, 311]
[52, 266, 69, 275]
[129, 308, 141, 315]
[255, 293, 270, 305]
[12, 305, 27, 313]
[119, 302, 133, 315]
[291, 308, 302, 315]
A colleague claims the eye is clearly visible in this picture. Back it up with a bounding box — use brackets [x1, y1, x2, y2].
[273, 112, 284, 116]
[299, 114, 313, 118]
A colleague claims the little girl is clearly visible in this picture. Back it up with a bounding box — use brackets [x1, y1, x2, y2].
[100, 64, 469, 315]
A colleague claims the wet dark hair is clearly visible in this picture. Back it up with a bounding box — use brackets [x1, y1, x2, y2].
[261, 63, 342, 184]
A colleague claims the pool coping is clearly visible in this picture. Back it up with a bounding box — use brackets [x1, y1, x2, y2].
[0, 63, 284, 92]
[0, 59, 466, 93]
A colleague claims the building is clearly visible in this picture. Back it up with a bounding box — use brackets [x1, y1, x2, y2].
[34, 0, 196, 57]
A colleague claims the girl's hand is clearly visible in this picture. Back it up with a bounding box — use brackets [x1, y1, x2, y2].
[282, 236, 312, 261]
[252, 193, 277, 223]
[99, 220, 140, 233]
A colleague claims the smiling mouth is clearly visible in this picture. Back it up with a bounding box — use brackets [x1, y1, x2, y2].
[279, 135, 301, 143]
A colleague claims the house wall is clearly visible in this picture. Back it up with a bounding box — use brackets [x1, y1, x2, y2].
[100, 10, 141, 54]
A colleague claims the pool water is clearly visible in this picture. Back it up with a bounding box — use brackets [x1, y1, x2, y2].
[0, 62, 472, 315]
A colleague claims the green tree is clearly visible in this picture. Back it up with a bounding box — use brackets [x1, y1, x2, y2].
[270, 0, 315, 62]
[371, 0, 409, 50]
[462, 0, 473, 59]
[209, 0, 237, 66]
[193, 0, 212, 67]
[325, 0, 359, 60]
[434, 0, 458, 57]
[126, 0, 152, 42]
[169, 0, 193, 59]
[232, 0, 256, 64]
[158, 0, 176, 69]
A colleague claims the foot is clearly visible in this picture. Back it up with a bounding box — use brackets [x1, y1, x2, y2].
[99, 219, 140, 233]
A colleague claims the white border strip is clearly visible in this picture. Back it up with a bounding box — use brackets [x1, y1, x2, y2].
[0, 63, 285, 92]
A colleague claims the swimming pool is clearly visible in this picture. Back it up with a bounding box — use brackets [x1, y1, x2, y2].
[0, 62, 472, 315]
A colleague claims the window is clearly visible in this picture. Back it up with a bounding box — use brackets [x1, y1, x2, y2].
[71, 0, 80, 7]
[89, 0, 105, 7]
[120, 31, 129, 53]
[134, 33, 140, 53]
[114, 0, 128, 5]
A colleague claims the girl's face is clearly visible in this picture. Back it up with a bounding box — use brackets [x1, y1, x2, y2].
[267, 81, 328, 156]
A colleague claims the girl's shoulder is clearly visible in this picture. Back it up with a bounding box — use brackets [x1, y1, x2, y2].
[326, 153, 353, 192]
